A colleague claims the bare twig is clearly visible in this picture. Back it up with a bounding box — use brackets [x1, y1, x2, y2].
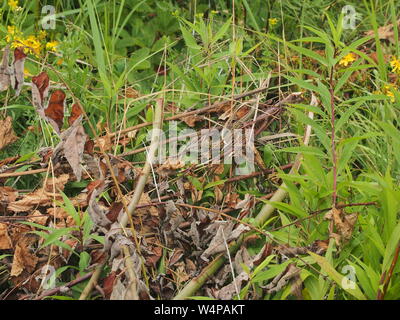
[34, 271, 94, 300]
[0, 168, 47, 179]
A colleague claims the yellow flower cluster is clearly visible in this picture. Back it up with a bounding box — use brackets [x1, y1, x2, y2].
[390, 56, 400, 74]
[339, 53, 357, 67]
[5, 26, 59, 57]
[382, 84, 398, 102]
[8, 0, 21, 11]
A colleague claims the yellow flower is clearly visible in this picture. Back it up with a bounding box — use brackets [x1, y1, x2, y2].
[24, 35, 42, 56]
[56, 58, 63, 65]
[46, 41, 59, 52]
[339, 53, 357, 67]
[6, 26, 15, 42]
[10, 35, 25, 48]
[8, 0, 18, 10]
[38, 30, 47, 41]
[390, 56, 400, 74]
[383, 84, 397, 102]
[269, 18, 278, 26]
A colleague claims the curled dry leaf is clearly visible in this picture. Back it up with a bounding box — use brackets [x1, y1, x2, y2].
[0, 45, 10, 91]
[156, 158, 185, 177]
[10, 235, 39, 277]
[53, 115, 87, 181]
[68, 103, 83, 126]
[13, 47, 26, 96]
[0, 116, 18, 150]
[7, 174, 69, 212]
[45, 89, 66, 133]
[264, 263, 301, 296]
[365, 19, 400, 44]
[31, 71, 50, 109]
[201, 222, 249, 262]
[324, 208, 359, 245]
[0, 223, 12, 250]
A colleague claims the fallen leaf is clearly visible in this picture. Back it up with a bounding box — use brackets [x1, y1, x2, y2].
[13, 47, 26, 96]
[44, 89, 66, 133]
[324, 208, 358, 245]
[264, 263, 301, 296]
[68, 103, 83, 126]
[8, 174, 69, 212]
[0, 116, 18, 150]
[365, 19, 400, 44]
[53, 116, 87, 181]
[0, 223, 12, 249]
[0, 45, 10, 91]
[31, 71, 50, 109]
[10, 235, 38, 277]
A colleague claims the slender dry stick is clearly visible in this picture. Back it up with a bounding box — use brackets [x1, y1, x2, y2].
[173, 95, 317, 300]
[0, 168, 47, 178]
[34, 271, 94, 300]
[122, 245, 139, 300]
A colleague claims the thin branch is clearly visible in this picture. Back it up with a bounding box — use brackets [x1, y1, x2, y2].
[34, 271, 94, 300]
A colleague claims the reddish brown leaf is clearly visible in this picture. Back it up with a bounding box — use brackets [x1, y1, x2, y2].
[31, 71, 50, 108]
[68, 103, 83, 126]
[106, 202, 124, 223]
[103, 272, 117, 299]
[84, 138, 95, 155]
[45, 89, 65, 132]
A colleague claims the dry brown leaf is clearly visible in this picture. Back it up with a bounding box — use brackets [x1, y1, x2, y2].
[365, 19, 400, 44]
[31, 71, 50, 110]
[325, 208, 359, 244]
[182, 115, 202, 127]
[53, 117, 87, 181]
[13, 47, 26, 96]
[0, 116, 18, 150]
[156, 158, 185, 177]
[10, 235, 38, 277]
[217, 272, 248, 300]
[0, 223, 12, 250]
[8, 174, 69, 212]
[0, 186, 18, 204]
[136, 193, 158, 217]
[264, 263, 301, 295]
[27, 210, 48, 225]
[0, 45, 10, 91]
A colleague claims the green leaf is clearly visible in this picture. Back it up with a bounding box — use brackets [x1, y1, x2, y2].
[60, 191, 80, 226]
[180, 24, 201, 50]
[309, 252, 367, 300]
